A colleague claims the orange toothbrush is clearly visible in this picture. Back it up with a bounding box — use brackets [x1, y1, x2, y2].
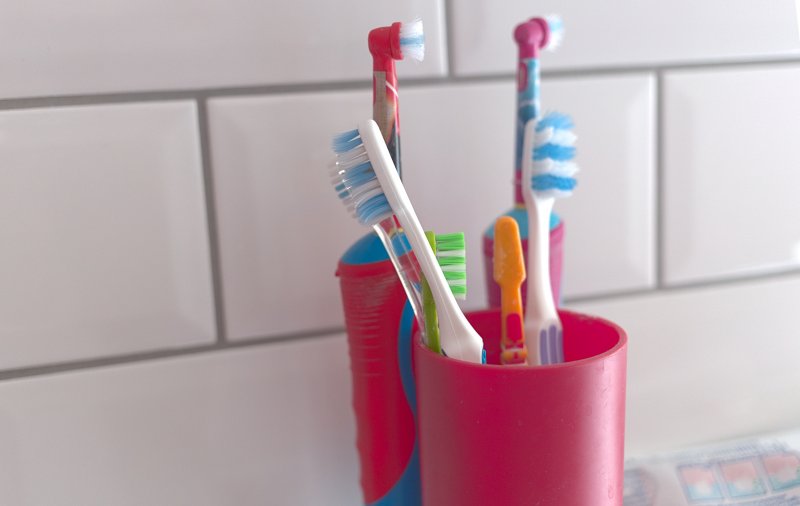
[493, 216, 528, 365]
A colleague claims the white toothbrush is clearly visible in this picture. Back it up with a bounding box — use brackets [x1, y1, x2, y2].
[522, 114, 578, 365]
[332, 119, 485, 363]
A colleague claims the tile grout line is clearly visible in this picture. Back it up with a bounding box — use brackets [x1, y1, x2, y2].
[565, 267, 800, 305]
[0, 326, 346, 382]
[1, 267, 800, 382]
[0, 56, 799, 111]
[654, 70, 665, 288]
[195, 98, 228, 343]
[443, 0, 456, 78]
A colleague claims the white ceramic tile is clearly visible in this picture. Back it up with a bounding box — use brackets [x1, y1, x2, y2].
[0, 102, 215, 369]
[0, 335, 360, 505]
[212, 75, 653, 339]
[402, 74, 655, 306]
[208, 91, 372, 340]
[567, 275, 800, 458]
[0, 0, 445, 99]
[663, 64, 800, 285]
[450, 0, 800, 75]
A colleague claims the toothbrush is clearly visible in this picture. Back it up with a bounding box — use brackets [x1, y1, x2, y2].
[512, 15, 563, 207]
[493, 216, 528, 365]
[332, 120, 485, 363]
[522, 113, 577, 365]
[422, 232, 468, 354]
[363, 19, 428, 338]
[368, 18, 424, 176]
[483, 15, 563, 309]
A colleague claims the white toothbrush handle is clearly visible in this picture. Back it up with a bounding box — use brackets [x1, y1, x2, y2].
[359, 120, 484, 363]
[521, 120, 560, 365]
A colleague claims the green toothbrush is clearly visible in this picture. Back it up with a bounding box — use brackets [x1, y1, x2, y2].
[422, 231, 467, 354]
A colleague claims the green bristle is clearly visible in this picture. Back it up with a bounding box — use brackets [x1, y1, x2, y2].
[422, 231, 468, 354]
[435, 232, 467, 300]
[434, 232, 465, 252]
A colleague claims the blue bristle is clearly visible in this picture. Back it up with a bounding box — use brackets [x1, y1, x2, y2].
[544, 15, 564, 50]
[400, 35, 424, 46]
[359, 193, 392, 224]
[530, 111, 578, 197]
[533, 143, 575, 161]
[547, 16, 564, 34]
[332, 129, 360, 153]
[536, 113, 573, 131]
[331, 128, 392, 225]
[342, 161, 374, 186]
[532, 174, 576, 192]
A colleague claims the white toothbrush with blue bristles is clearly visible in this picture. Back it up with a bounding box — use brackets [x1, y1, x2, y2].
[522, 112, 578, 365]
[331, 120, 485, 364]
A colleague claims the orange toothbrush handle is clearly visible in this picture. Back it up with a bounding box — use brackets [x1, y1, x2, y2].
[500, 285, 527, 365]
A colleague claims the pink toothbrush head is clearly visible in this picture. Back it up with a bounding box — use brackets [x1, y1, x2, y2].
[368, 20, 424, 65]
[514, 15, 563, 58]
[368, 19, 424, 177]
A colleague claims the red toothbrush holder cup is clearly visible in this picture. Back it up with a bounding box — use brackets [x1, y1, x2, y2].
[413, 309, 628, 506]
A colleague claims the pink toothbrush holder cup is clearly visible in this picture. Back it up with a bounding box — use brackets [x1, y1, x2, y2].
[413, 309, 628, 506]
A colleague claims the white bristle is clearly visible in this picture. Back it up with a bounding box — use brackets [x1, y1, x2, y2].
[544, 14, 564, 51]
[440, 266, 466, 274]
[436, 249, 465, 257]
[533, 159, 579, 178]
[399, 18, 425, 62]
[535, 126, 577, 147]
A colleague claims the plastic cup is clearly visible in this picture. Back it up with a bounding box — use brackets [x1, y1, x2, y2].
[413, 309, 627, 505]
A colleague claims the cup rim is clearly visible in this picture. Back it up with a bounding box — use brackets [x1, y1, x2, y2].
[415, 308, 627, 372]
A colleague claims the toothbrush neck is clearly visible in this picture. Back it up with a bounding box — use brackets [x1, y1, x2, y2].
[514, 56, 540, 205]
[372, 58, 401, 176]
[513, 173, 525, 205]
[512, 18, 549, 204]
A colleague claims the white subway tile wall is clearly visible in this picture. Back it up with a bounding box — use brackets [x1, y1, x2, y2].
[0, 102, 216, 371]
[663, 64, 800, 284]
[450, 0, 800, 75]
[568, 274, 800, 458]
[208, 91, 372, 340]
[0, 334, 359, 506]
[0, 0, 446, 99]
[1, 1, 799, 503]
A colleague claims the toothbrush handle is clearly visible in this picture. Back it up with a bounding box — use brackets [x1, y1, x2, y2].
[422, 231, 441, 353]
[500, 284, 527, 365]
[514, 58, 540, 204]
[363, 122, 461, 326]
[373, 217, 425, 336]
[500, 285, 524, 344]
[361, 120, 483, 363]
[373, 57, 401, 177]
[525, 197, 558, 323]
[514, 18, 548, 204]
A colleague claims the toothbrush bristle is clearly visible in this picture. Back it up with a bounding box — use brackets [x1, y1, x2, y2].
[399, 18, 425, 62]
[544, 14, 564, 51]
[330, 129, 392, 226]
[531, 112, 578, 198]
[536, 111, 573, 130]
[435, 232, 467, 299]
